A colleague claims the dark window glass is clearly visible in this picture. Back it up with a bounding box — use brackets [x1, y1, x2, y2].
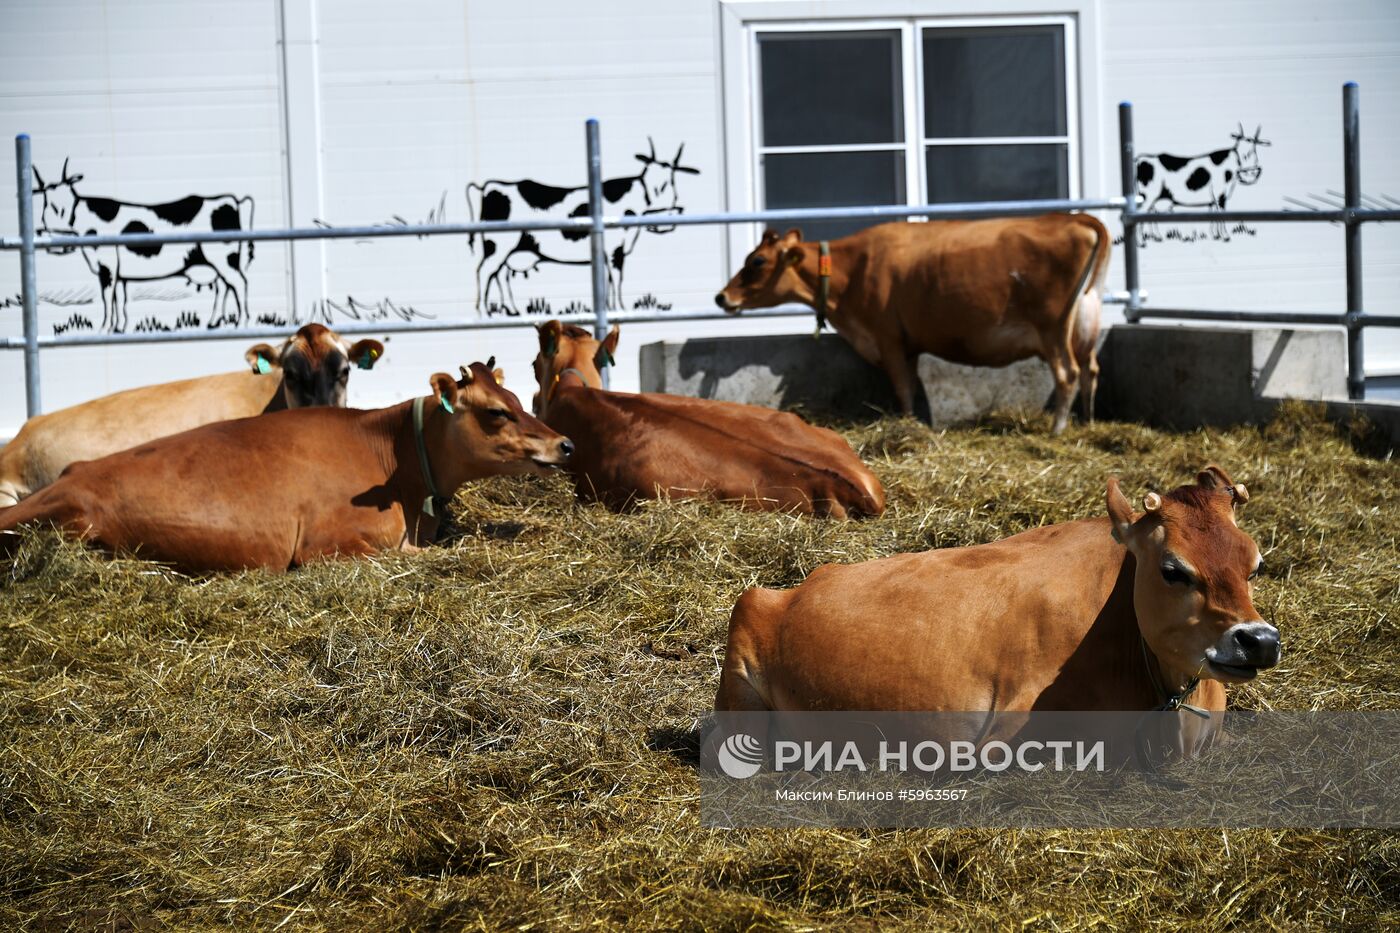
[925, 143, 1068, 203]
[764, 151, 905, 241]
[923, 26, 1066, 138]
[759, 31, 903, 147]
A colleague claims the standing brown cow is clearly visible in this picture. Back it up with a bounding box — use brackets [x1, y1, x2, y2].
[532, 321, 884, 518]
[716, 214, 1110, 434]
[0, 323, 383, 506]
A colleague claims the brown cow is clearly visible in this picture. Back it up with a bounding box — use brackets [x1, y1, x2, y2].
[532, 320, 884, 518]
[0, 361, 572, 572]
[716, 466, 1277, 732]
[716, 214, 1111, 434]
[0, 324, 383, 506]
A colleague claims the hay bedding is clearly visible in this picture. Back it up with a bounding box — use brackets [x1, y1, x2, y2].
[0, 403, 1396, 930]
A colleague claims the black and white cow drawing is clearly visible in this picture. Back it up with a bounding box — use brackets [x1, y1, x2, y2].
[32, 160, 254, 332]
[465, 140, 699, 314]
[1134, 124, 1270, 242]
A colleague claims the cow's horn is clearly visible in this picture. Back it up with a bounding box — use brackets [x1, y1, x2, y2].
[459, 365, 474, 384]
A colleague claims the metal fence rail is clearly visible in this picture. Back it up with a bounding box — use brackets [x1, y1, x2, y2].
[3, 83, 1395, 417]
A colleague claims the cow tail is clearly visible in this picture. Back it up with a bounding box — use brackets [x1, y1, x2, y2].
[1069, 214, 1111, 358]
[242, 196, 255, 264]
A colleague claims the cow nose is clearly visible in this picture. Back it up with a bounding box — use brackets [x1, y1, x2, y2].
[558, 438, 575, 460]
[714, 292, 728, 309]
[1233, 623, 1281, 667]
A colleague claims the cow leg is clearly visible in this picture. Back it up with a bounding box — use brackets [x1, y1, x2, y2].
[1077, 346, 1100, 423]
[1045, 341, 1081, 435]
[881, 347, 928, 422]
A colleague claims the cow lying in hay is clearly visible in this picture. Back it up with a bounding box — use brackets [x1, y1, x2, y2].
[716, 466, 1278, 756]
[0, 361, 572, 572]
[0, 323, 384, 506]
[532, 320, 884, 518]
[715, 214, 1110, 435]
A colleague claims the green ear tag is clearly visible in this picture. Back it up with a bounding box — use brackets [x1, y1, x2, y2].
[439, 396, 455, 414]
[357, 356, 373, 370]
[256, 356, 272, 374]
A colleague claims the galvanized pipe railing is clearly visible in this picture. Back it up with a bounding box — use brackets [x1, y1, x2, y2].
[4, 83, 1396, 416]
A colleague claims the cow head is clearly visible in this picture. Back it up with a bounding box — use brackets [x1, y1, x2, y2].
[30, 158, 84, 235]
[531, 319, 619, 418]
[1230, 123, 1271, 185]
[634, 138, 699, 232]
[428, 359, 573, 483]
[715, 228, 808, 313]
[244, 323, 384, 408]
[1107, 466, 1279, 687]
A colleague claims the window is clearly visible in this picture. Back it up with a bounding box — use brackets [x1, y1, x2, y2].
[750, 17, 1076, 241]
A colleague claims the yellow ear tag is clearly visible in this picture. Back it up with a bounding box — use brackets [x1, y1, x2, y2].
[256, 357, 272, 375]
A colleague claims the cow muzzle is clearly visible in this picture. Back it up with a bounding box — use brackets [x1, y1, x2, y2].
[530, 436, 574, 470]
[714, 292, 742, 314]
[1238, 166, 1262, 184]
[1205, 621, 1280, 681]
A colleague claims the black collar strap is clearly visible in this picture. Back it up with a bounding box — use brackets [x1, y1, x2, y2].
[411, 395, 448, 518]
[1135, 636, 1209, 771]
[815, 240, 831, 336]
[1141, 635, 1208, 716]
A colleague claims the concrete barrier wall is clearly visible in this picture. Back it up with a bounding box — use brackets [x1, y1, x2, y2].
[639, 324, 1397, 447]
[639, 332, 1053, 426]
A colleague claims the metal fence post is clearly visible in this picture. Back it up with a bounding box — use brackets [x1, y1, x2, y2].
[1117, 102, 1142, 323]
[14, 134, 41, 417]
[1342, 82, 1364, 400]
[585, 118, 610, 389]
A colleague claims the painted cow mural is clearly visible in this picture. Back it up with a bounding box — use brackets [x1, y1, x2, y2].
[466, 140, 699, 314]
[32, 160, 254, 331]
[1135, 124, 1271, 242]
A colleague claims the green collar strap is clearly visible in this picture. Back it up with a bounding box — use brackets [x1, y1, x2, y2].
[411, 395, 448, 518]
[815, 240, 832, 336]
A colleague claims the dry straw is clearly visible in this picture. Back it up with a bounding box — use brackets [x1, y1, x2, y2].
[1, 402, 1396, 929]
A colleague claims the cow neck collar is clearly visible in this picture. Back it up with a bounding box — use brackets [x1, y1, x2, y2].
[549, 367, 590, 401]
[411, 396, 449, 518]
[1139, 635, 1207, 717]
[814, 240, 832, 336]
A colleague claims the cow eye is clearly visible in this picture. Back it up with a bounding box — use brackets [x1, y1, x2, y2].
[487, 407, 511, 421]
[1249, 562, 1264, 581]
[1160, 564, 1193, 586]
[751, 256, 767, 269]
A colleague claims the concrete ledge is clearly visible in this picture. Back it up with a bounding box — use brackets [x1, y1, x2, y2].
[640, 333, 1053, 426]
[1099, 324, 1348, 428]
[638, 324, 1395, 450]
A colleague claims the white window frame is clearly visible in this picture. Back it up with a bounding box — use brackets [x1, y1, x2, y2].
[719, 1, 1103, 272]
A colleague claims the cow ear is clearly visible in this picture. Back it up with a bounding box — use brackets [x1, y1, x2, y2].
[1197, 465, 1249, 506]
[780, 228, 803, 246]
[1106, 477, 1140, 544]
[245, 343, 281, 374]
[430, 373, 460, 414]
[781, 245, 805, 267]
[761, 228, 780, 245]
[346, 339, 384, 370]
[594, 324, 620, 369]
[539, 320, 562, 358]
